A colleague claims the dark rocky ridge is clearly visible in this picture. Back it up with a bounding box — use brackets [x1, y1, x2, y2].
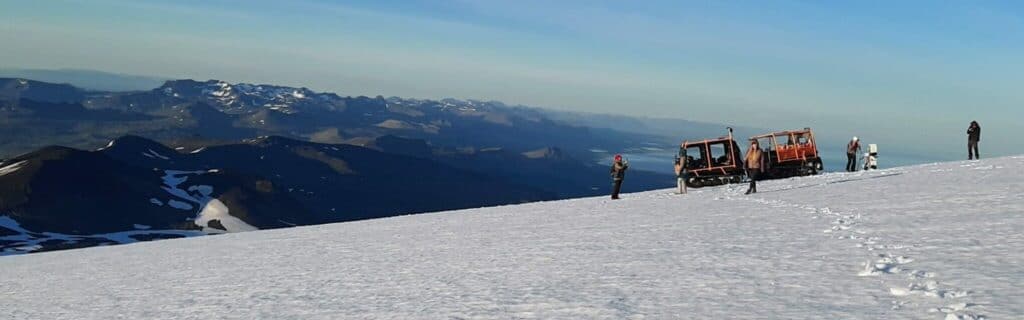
[0, 135, 555, 255]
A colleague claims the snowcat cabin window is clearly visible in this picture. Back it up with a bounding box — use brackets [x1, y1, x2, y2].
[796, 133, 809, 145]
[780, 134, 795, 146]
[709, 142, 730, 167]
[684, 145, 707, 170]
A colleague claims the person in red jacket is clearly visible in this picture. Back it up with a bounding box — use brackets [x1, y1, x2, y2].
[846, 137, 861, 172]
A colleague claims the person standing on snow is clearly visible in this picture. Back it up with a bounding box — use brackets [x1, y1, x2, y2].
[968, 121, 981, 160]
[674, 156, 687, 195]
[610, 154, 628, 200]
[846, 137, 861, 172]
[744, 140, 763, 195]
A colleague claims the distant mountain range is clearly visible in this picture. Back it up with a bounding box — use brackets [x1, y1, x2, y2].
[0, 77, 669, 160]
[0, 76, 682, 254]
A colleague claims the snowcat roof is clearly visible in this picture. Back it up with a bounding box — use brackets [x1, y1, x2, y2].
[682, 136, 734, 148]
[748, 128, 815, 140]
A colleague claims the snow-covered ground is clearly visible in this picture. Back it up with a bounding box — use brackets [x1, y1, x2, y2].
[1, 156, 1021, 319]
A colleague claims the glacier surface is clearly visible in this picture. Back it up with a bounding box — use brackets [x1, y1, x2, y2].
[0, 157, 1021, 319]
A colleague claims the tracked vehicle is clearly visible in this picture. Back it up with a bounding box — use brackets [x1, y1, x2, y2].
[679, 128, 746, 188]
[748, 128, 824, 179]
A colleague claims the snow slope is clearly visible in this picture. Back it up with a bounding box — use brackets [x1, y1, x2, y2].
[1, 156, 1021, 319]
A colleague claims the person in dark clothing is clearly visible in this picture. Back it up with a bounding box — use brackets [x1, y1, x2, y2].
[610, 154, 628, 199]
[846, 136, 861, 172]
[744, 140, 763, 194]
[968, 121, 981, 160]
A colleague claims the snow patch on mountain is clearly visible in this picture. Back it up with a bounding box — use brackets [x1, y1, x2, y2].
[195, 199, 257, 233]
[96, 140, 116, 151]
[166, 199, 193, 210]
[0, 216, 202, 256]
[0, 160, 27, 177]
[159, 170, 257, 233]
[141, 149, 170, 160]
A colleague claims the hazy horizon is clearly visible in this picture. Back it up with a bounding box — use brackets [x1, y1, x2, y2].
[3, 0, 1020, 160]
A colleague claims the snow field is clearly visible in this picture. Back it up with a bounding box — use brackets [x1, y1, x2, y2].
[0, 156, 1021, 319]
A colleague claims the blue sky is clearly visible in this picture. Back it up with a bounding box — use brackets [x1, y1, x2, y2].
[2, 0, 1021, 158]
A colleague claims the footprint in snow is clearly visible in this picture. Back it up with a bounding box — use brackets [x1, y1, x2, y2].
[908, 270, 936, 279]
[890, 280, 970, 299]
[928, 302, 986, 320]
[890, 299, 908, 310]
[739, 196, 983, 318]
[858, 253, 913, 276]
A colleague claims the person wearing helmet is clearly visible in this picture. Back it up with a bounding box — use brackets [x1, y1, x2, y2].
[846, 136, 861, 172]
[610, 154, 628, 199]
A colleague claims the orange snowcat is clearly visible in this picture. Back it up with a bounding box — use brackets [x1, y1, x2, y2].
[678, 128, 746, 188]
[748, 128, 824, 179]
